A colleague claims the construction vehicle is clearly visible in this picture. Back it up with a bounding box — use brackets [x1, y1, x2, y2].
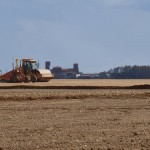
[0, 58, 53, 83]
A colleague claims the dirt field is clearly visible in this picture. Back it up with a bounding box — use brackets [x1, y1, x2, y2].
[1, 79, 150, 87]
[0, 80, 150, 150]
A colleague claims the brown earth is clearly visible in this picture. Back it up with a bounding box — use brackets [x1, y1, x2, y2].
[0, 80, 150, 150]
[1, 79, 150, 87]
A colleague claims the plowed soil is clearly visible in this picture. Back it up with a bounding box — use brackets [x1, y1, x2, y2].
[0, 80, 150, 150]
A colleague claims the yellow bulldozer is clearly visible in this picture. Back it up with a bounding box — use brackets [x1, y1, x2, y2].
[0, 58, 53, 83]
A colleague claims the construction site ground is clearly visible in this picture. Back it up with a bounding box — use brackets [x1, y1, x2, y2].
[0, 79, 150, 150]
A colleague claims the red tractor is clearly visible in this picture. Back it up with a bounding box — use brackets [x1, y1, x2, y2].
[0, 59, 53, 83]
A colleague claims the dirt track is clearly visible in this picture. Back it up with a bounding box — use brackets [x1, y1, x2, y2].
[0, 88, 150, 150]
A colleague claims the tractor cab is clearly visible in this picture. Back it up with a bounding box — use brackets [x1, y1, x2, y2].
[21, 59, 39, 74]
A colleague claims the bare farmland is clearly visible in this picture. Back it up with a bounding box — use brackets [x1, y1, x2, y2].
[0, 80, 150, 149]
[1, 79, 150, 87]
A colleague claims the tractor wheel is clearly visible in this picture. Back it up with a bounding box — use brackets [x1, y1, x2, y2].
[24, 76, 30, 83]
[18, 75, 23, 82]
[31, 75, 37, 83]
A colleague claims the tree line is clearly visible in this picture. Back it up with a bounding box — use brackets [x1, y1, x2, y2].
[98, 65, 150, 79]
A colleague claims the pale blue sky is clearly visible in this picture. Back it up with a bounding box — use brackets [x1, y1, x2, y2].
[0, 0, 150, 73]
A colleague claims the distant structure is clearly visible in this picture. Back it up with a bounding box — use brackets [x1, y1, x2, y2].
[45, 61, 51, 70]
[73, 63, 79, 74]
[51, 63, 79, 79]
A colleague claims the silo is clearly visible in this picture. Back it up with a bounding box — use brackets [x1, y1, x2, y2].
[45, 61, 51, 70]
[73, 63, 79, 73]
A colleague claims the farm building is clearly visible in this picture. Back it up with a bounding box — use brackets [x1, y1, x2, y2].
[51, 63, 79, 79]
